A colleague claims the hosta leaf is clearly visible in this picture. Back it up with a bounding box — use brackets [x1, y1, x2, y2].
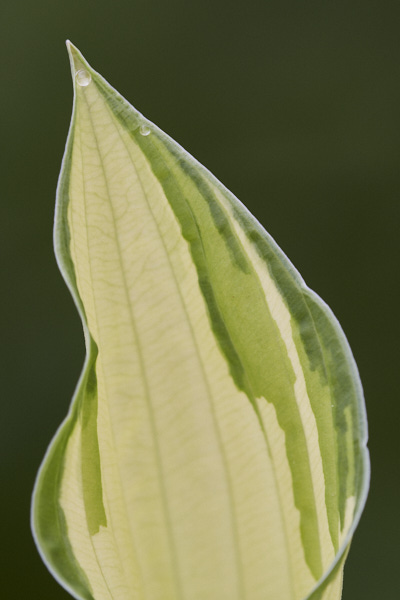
[31, 42, 369, 600]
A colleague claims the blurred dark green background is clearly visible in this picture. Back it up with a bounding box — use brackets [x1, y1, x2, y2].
[2, 0, 399, 598]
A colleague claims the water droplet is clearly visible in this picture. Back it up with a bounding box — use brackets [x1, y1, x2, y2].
[76, 69, 91, 87]
[139, 124, 151, 136]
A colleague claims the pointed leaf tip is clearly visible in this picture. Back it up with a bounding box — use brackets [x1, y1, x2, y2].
[65, 41, 90, 80]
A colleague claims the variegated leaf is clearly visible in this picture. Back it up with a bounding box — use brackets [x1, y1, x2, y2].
[31, 42, 369, 600]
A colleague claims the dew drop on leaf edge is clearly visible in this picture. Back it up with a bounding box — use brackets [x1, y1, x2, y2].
[139, 124, 151, 136]
[76, 70, 91, 87]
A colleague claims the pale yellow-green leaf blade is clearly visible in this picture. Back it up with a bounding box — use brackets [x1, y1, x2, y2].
[31, 42, 369, 600]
